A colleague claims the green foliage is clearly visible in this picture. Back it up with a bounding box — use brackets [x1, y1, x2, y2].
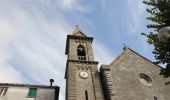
[142, 0, 170, 77]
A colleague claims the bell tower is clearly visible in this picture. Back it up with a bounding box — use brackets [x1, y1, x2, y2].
[65, 26, 104, 100]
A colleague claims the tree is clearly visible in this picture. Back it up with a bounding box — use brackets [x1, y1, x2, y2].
[142, 0, 170, 77]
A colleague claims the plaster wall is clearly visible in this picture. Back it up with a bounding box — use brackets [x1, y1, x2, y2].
[0, 86, 55, 100]
[36, 88, 55, 100]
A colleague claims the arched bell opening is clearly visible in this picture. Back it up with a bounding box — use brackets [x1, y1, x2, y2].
[77, 45, 86, 60]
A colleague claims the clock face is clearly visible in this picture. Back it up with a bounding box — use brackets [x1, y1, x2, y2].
[79, 71, 88, 79]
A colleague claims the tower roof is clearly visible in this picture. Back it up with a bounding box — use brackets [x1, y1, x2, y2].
[65, 26, 93, 55]
[72, 25, 87, 37]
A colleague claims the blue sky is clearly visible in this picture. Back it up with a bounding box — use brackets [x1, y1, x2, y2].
[0, 0, 155, 100]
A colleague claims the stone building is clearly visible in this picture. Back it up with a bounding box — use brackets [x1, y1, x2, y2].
[100, 47, 170, 100]
[65, 26, 170, 100]
[65, 26, 104, 100]
[0, 83, 59, 100]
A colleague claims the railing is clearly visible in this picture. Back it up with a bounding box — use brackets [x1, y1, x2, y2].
[78, 56, 86, 61]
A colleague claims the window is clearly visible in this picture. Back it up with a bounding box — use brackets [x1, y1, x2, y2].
[85, 90, 88, 100]
[27, 88, 37, 98]
[138, 74, 152, 87]
[77, 45, 86, 60]
[0, 87, 8, 96]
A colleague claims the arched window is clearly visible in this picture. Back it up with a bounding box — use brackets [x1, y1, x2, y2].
[77, 45, 86, 60]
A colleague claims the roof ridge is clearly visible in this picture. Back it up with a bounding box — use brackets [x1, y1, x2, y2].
[125, 47, 162, 69]
[109, 46, 162, 69]
[109, 48, 127, 66]
[72, 25, 86, 36]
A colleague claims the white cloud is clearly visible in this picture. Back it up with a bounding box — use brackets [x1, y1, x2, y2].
[0, 0, 114, 100]
[0, 9, 22, 83]
[127, 0, 146, 33]
[0, 49, 22, 83]
[0, 0, 69, 99]
[126, 0, 152, 54]
[93, 40, 115, 66]
[0, 63, 22, 83]
[58, 0, 92, 12]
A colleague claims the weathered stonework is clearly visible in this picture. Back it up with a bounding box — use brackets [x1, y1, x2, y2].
[100, 47, 170, 100]
[65, 26, 104, 100]
[100, 65, 115, 100]
[65, 26, 170, 100]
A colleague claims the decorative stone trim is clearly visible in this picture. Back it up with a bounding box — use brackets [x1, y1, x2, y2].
[75, 40, 87, 44]
[67, 60, 98, 65]
[138, 73, 153, 87]
[77, 66, 90, 70]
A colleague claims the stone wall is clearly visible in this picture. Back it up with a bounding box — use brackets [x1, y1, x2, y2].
[100, 48, 170, 100]
[66, 60, 104, 100]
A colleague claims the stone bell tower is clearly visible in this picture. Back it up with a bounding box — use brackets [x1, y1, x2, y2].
[65, 26, 104, 100]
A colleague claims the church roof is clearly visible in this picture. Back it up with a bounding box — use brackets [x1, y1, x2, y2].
[104, 46, 162, 70]
[65, 26, 93, 55]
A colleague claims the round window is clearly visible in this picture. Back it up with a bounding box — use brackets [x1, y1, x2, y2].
[138, 74, 152, 87]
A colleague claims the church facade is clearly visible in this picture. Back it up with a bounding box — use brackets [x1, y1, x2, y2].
[65, 26, 170, 100]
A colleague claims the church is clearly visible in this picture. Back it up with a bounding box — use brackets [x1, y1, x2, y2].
[64, 26, 170, 100]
